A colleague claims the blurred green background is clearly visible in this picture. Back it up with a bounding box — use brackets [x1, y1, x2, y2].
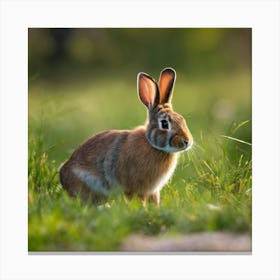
[28, 29, 252, 251]
[28, 28, 251, 165]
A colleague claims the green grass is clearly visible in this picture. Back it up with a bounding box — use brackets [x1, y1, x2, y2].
[28, 71, 252, 251]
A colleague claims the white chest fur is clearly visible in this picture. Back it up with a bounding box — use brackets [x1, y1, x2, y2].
[148, 154, 178, 195]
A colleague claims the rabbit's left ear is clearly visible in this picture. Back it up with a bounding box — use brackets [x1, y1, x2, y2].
[137, 72, 160, 109]
[158, 68, 176, 104]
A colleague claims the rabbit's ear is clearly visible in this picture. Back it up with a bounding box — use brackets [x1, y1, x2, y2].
[158, 68, 176, 104]
[137, 72, 160, 109]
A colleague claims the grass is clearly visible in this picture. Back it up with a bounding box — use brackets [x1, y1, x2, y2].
[28, 70, 252, 251]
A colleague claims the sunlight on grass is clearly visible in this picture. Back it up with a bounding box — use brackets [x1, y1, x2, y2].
[28, 124, 251, 251]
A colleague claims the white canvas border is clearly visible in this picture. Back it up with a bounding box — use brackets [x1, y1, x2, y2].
[0, 0, 279, 280]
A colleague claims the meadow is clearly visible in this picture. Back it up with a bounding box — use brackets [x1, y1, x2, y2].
[28, 68, 252, 251]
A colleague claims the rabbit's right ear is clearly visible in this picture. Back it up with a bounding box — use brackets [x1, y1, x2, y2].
[158, 68, 176, 104]
[137, 72, 159, 109]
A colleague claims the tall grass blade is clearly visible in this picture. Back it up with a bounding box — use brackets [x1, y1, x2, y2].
[221, 135, 252, 146]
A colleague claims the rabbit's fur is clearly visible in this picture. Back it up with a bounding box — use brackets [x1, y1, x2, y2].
[59, 68, 193, 206]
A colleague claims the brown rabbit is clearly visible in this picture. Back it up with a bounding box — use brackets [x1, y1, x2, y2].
[59, 68, 193, 206]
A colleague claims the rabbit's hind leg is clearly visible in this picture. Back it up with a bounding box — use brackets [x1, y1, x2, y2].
[60, 162, 107, 202]
[72, 167, 109, 199]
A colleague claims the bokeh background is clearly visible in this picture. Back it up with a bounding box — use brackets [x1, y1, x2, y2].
[28, 29, 252, 251]
[28, 28, 251, 165]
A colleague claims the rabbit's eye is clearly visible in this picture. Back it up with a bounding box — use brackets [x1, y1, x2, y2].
[160, 119, 169, 130]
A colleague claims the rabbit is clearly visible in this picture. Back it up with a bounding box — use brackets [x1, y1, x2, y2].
[59, 67, 193, 206]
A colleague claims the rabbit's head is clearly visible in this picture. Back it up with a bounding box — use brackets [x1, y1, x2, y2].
[137, 68, 193, 153]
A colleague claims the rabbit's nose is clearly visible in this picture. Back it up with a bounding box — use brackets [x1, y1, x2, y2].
[183, 139, 189, 147]
[182, 139, 192, 149]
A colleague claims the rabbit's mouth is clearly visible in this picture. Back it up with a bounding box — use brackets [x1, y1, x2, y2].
[169, 135, 193, 152]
